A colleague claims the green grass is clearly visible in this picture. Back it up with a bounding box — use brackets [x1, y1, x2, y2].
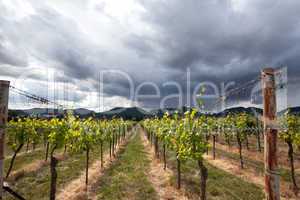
[157, 142, 265, 200]
[95, 133, 158, 200]
[4, 142, 43, 157]
[4, 147, 45, 173]
[215, 147, 299, 184]
[3, 142, 111, 200]
[3, 132, 268, 200]
[4, 145, 69, 181]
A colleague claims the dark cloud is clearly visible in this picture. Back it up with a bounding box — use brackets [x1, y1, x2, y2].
[0, 5, 107, 79]
[0, 43, 28, 67]
[1, 0, 300, 110]
[135, 0, 300, 78]
[123, 34, 156, 58]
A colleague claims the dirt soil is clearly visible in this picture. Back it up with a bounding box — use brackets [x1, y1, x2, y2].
[141, 129, 189, 200]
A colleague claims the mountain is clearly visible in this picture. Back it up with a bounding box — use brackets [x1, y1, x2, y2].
[215, 107, 263, 117]
[24, 108, 50, 115]
[108, 107, 124, 112]
[150, 107, 178, 117]
[8, 109, 28, 119]
[96, 107, 152, 120]
[278, 107, 300, 116]
[24, 108, 64, 116]
[150, 106, 195, 117]
[10, 106, 300, 120]
[219, 106, 300, 117]
[8, 108, 64, 119]
[63, 108, 95, 118]
[73, 108, 94, 116]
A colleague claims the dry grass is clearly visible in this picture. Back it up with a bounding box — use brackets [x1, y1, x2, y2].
[204, 154, 297, 200]
[212, 139, 300, 199]
[5, 147, 43, 160]
[216, 137, 300, 169]
[92, 130, 157, 200]
[57, 132, 134, 200]
[9, 160, 48, 181]
[7, 153, 67, 182]
[141, 131, 189, 200]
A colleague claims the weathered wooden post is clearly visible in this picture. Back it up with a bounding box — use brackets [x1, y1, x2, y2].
[261, 68, 280, 200]
[0, 80, 9, 200]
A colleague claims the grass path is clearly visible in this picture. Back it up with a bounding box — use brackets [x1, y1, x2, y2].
[7, 155, 63, 182]
[57, 132, 132, 200]
[4, 144, 108, 200]
[5, 146, 43, 160]
[4, 147, 45, 174]
[94, 131, 158, 200]
[144, 131, 265, 199]
[214, 141, 300, 186]
[203, 154, 296, 200]
[207, 147, 298, 199]
[4, 128, 280, 200]
[140, 130, 189, 200]
[4, 145, 70, 183]
[164, 151, 265, 200]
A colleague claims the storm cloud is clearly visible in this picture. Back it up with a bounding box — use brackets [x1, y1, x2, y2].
[0, 0, 300, 111]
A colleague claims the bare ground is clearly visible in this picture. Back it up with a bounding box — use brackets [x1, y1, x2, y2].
[141, 130, 189, 200]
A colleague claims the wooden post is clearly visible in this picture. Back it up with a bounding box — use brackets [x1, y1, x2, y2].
[0, 80, 9, 200]
[261, 68, 280, 200]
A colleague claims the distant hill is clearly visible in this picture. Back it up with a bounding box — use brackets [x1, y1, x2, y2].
[8, 109, 28, 119]
[150, 106, 263, 117]
[150, 106, 194, 117]
[96, 107, 152, 120]
[215, 107, 263, 117]
[10, 106, 300, 120]
[150, 107, 178, 117]
[9, 108, 93, 119]
[24, 108, 53, 115]
[72, 108, 95, 117]
[278, 107, 300, 116]
[23, 108, 65, 118]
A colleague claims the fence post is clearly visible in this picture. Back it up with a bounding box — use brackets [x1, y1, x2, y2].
[261, 68, 280, 200]
[0, 80, 9, 200]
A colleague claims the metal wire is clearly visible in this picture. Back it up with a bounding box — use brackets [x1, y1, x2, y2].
[206, 76, 262, 113]
[209, 67, 289, 113]
[9, 85, 64, 109]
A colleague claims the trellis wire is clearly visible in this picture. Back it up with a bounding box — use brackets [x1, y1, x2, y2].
[210, 67, 288, 113]
[9, 85, 64, 109]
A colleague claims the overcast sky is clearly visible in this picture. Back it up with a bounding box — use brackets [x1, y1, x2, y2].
[0, 0, 300, 111]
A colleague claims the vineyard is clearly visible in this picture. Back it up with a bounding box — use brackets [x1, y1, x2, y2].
[0, 68, 299, 200]
[3, 115, 133, 200]
[3, 0, 300, 199]
[1, 110, 300, 200]
[142, 111, 300, 199]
